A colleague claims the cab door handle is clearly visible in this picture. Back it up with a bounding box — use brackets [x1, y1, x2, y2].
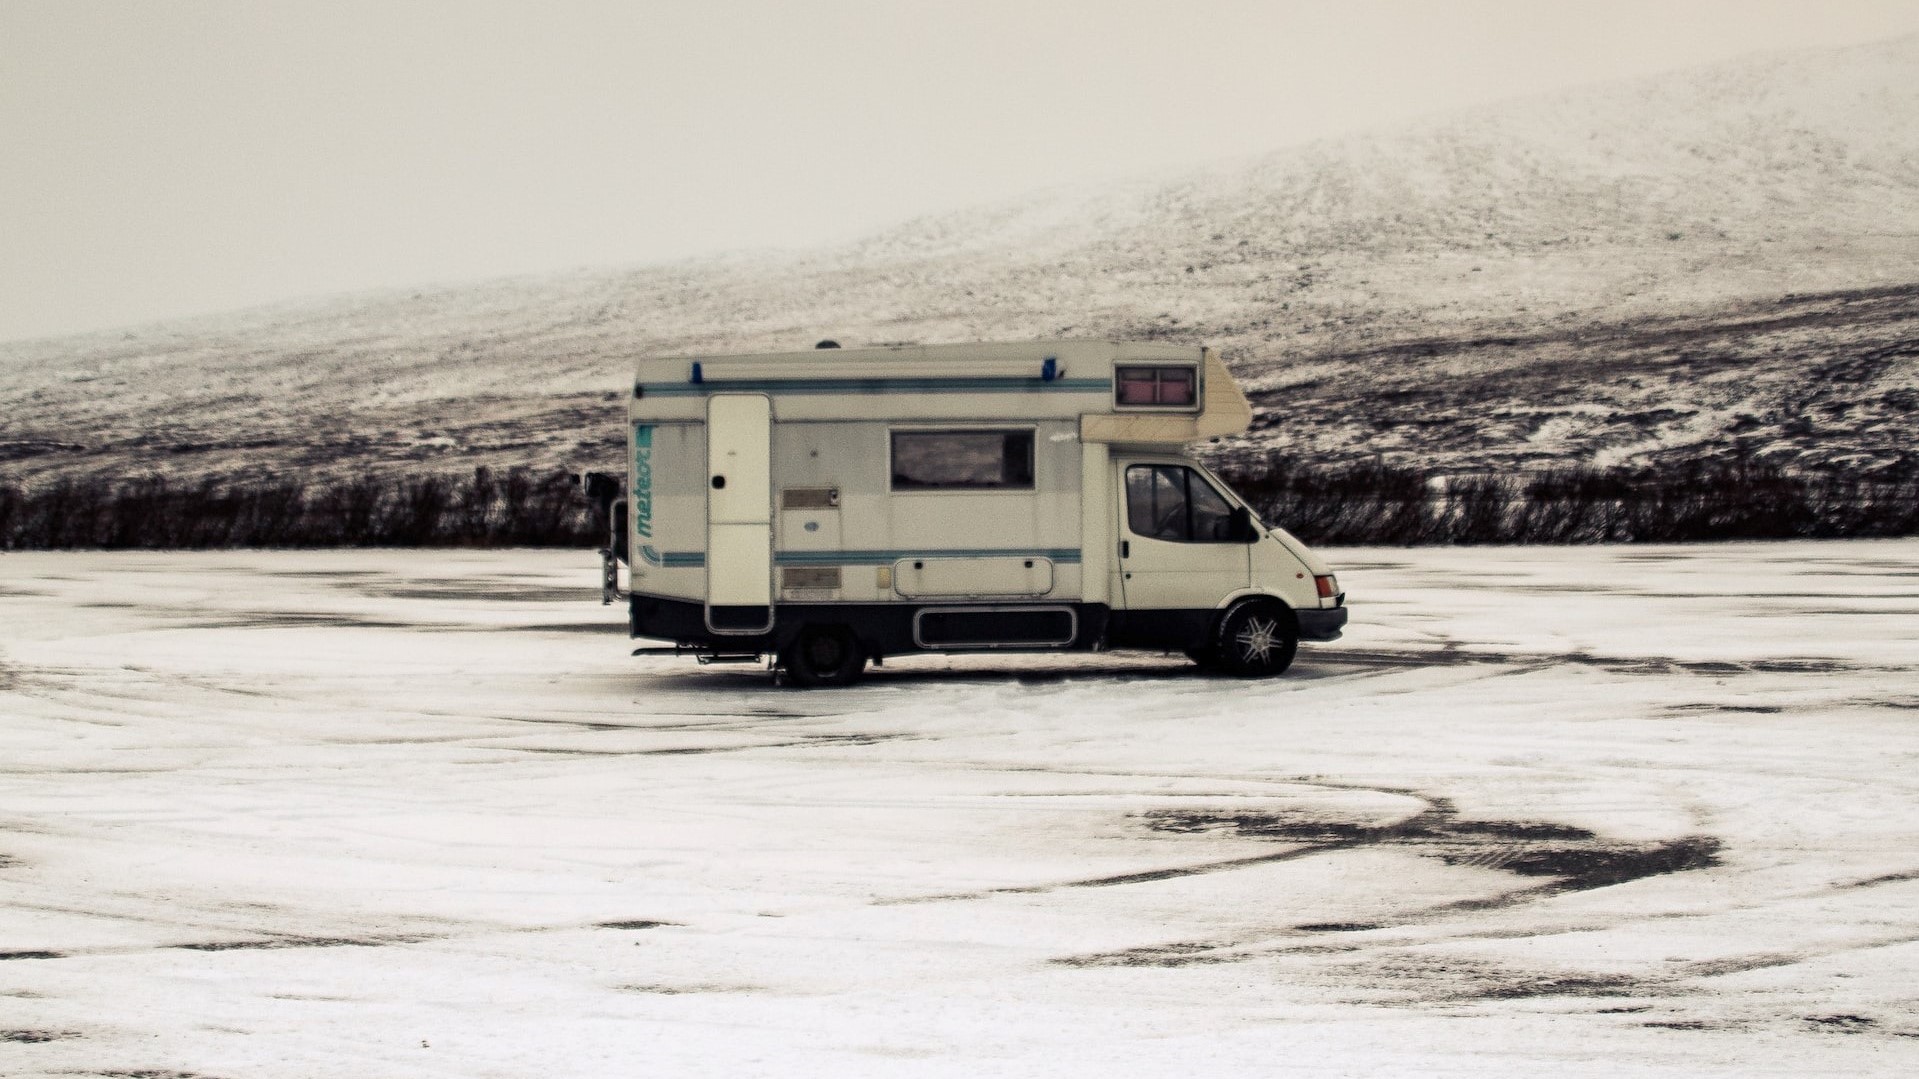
[1120, 540, 1130, 558]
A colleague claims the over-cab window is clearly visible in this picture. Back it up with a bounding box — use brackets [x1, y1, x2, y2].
[1115, 365, 1198, 408]
[891, 429, 1035, 490]
[1126, 465, 1236, 542]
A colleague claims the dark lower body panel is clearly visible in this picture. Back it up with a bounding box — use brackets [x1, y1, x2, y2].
[631, 593, 1107, 656]
[629, 593, 1346, 656]
[1101, 604, 1345, 649]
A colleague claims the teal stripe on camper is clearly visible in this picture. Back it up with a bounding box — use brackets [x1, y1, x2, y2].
[639, 377, 1112, 397]
[774, 548, 1081, 565]
[639, 546, 705, 567]
[644, 548, 1077, 568]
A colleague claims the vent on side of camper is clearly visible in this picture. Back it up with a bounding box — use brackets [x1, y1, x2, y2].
[781, 487, 841, 510]
[781, 566, 842, 591]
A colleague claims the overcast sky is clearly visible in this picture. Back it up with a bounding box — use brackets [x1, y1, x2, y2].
[4, 0, 1918, 344]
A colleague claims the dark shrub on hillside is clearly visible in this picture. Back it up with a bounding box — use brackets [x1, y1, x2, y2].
[0, 467, 600, 550]
[1216, 456, 1919, 546]
[1228, 460, 1436, 545]
[2, 459, 1915, 550]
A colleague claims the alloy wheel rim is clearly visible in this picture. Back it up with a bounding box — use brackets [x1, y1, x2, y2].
[1235, 616, 1279, 663]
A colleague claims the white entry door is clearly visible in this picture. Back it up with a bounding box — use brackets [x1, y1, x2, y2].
[705, 394, 773, 634]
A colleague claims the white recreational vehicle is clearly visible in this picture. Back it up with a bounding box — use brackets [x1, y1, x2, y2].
[601, 340, 1346, 685]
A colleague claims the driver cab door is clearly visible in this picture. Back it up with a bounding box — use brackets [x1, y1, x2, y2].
[1115, 460, 1251, 610]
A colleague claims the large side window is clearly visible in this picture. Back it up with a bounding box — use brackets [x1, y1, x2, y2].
[891, 429, 1035, 490]
[1126, 465, 1238, 542]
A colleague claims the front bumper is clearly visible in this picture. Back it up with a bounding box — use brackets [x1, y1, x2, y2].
[1298, 605, 1348, 642]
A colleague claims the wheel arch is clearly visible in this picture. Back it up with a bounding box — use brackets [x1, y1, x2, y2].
[1212, 591, 1300, 637]
[1211, 594, 1301, 678]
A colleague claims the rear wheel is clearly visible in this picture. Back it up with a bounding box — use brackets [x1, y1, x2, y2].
[1215, 602, 1298, 678]
[782, 625, 867, 688]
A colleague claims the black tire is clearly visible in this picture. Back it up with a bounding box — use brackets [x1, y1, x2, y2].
[782, 625, 867, 688]
[1214, 601, 1298, 678]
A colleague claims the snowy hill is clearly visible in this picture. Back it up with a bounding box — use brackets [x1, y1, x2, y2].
[3, 33, 1916, 481]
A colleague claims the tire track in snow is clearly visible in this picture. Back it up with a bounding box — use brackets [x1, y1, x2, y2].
[1048, 791, 1722, 969]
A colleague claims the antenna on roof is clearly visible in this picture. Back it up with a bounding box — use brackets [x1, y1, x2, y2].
[815, 339, 841, 349]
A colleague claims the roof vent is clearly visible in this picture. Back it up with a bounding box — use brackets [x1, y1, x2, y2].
[815, 339, 841, 349]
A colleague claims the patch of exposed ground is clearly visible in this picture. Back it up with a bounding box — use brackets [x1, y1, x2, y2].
[1052, 795, 1721, 971]
[2, 1029, 83, 1043]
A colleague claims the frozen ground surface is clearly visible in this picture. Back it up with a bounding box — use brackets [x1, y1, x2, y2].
[3, 542, 1918, 1077]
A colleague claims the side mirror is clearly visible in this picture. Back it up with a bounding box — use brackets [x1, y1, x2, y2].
[1229, 506, 1259, 544]
[610, 499, 630, 565]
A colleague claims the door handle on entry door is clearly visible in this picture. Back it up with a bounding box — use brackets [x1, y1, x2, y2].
[1120, 540, 1130, 558]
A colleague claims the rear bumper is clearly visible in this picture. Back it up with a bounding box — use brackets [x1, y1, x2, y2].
[1298, 605, 1348, 642]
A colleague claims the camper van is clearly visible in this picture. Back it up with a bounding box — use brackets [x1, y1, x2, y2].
[601, 340, 1346, 685]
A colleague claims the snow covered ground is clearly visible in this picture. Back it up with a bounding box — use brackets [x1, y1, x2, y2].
[3, 542, 1918, 1077]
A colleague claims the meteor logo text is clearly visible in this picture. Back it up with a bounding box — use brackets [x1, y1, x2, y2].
[632, 425, 654, 539]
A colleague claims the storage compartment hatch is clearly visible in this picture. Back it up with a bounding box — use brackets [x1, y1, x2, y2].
[893, 556, 1054, 599]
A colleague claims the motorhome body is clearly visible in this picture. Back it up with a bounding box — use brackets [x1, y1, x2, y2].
[606, 340, 1346, 685]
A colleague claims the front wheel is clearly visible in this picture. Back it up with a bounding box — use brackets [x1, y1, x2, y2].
[1215, 602, 1298, 678]
[781, 625, 867, 688]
